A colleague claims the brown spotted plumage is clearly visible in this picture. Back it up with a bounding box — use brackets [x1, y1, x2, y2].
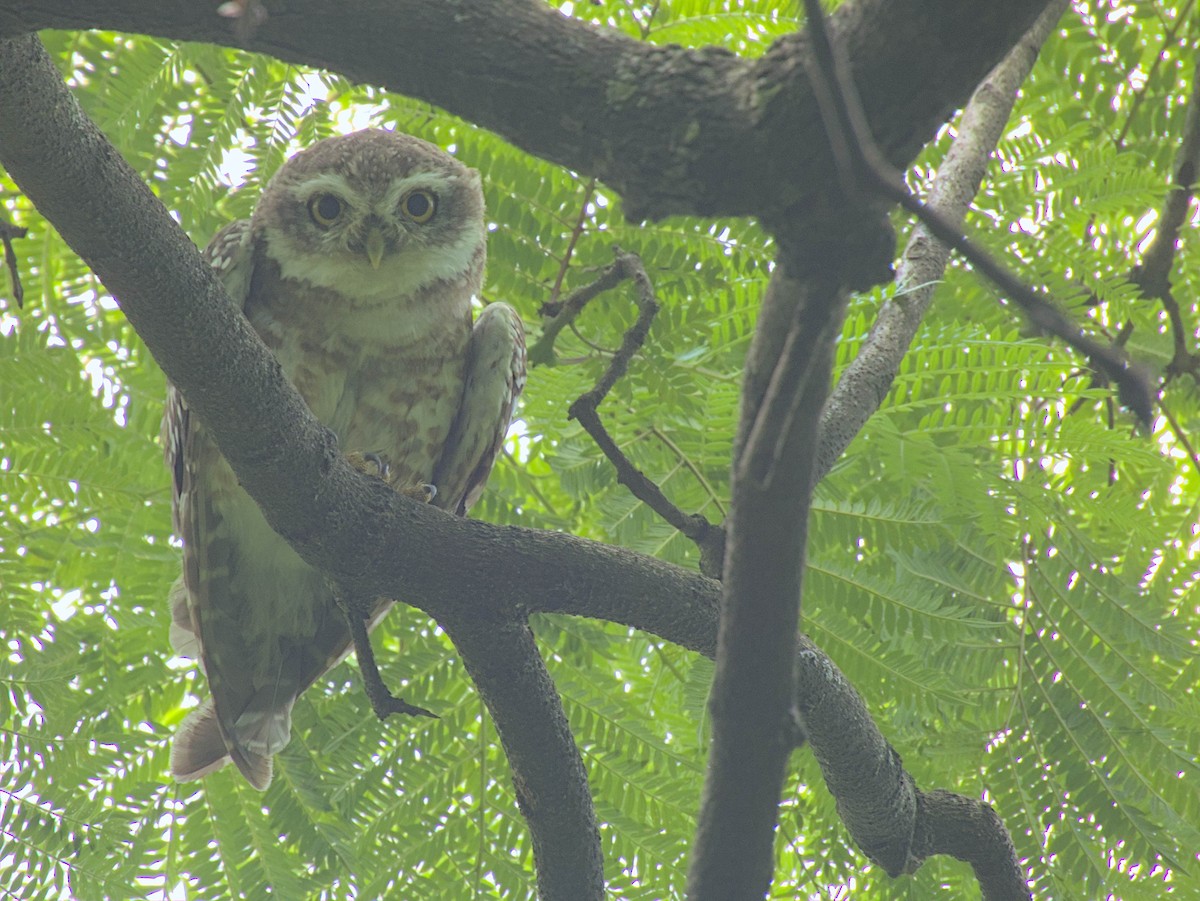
[164, 129, 525, 789]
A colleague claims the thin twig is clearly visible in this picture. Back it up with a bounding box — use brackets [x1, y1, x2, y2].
[564, 247, 726, 575]
[1070, 54, 1200, 417]
[1158, 398, 1200, 484]
[1136, 54, 1200, 381]
[0, 215, 27, 308]
[1112, 0, 1194, 150]
[575, 249, 656, 399]
[530, 244, 629, 366]
[567, 318, 612, 356]
[630, 0, 663, 40]
[545, 177, 596, 308]
[896, 187, 1154, 422]
[800, 0, 1156, 427]
[1075, 0, 1196, 346]
[650, 425, 728, 519]
[501, 445, 561, 517]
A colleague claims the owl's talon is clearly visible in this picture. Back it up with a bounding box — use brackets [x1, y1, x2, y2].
[399, 483, 437, 503]
[347, 450, 391, 481]
[376, 695, 438, 721]
[347, 453, 436, 502]
[363, 452, 389, 480]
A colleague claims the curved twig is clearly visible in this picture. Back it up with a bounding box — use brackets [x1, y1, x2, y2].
[529, 251, 630, 366]
[562, 248, 727, 575]
[0, 213, 26, 307]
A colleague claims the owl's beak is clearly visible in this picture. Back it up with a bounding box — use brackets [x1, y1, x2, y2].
[364, 227, 386, 270]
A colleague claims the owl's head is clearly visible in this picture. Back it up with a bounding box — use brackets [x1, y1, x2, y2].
[253, 129, 486, 303]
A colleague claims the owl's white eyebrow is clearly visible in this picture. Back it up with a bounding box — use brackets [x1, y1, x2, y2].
[287, 173, 365, 205]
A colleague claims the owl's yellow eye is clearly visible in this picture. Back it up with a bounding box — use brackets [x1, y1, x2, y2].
[401, 190, 437, 223]
[307, 193, 343, 227]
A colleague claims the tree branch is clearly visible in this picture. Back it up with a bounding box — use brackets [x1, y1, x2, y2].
[816, 0, 1071, 481]
[1134, 54, 1200, 381]
[530, 248, 636, 367]
[562, 248, 725, 575]
[912, 790, 1029, 901]
[440, 612, 603, 901]
[801, 0, 1155, 426]
[0, 212, 25, 307]
[689, 261, 846, 899]
[0, 0, 1051, 223]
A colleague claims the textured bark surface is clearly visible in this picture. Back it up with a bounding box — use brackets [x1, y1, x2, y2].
[0, 0, 1049, 221]
[690, 263, 847, 899]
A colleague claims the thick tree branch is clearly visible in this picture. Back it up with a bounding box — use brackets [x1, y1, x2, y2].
[440, 612, 603, 901]
[0, 0, 1050, 223]
[912, 791, 1029, 901]
[797, 623, 1032, 899]
[793, 633, 916, 875]
[689, 262, 846, 899]
[816, 0, 1070, 481]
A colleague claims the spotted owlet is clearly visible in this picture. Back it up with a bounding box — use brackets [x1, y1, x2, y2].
[163, 129, 526, 790]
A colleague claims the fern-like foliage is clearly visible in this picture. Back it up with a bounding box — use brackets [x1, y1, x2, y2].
[2, 4, 1198, 900]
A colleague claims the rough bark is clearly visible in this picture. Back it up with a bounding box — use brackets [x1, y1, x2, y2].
[690, 261, 847, 899]
[0, 0, 1050, 222]
[441, 613, 604, 900]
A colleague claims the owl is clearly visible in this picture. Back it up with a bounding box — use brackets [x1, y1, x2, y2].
[163, 129, 526, 790]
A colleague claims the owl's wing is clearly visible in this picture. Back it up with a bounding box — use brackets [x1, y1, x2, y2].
[432, 302, 526, 516]
[162, 219, 254, 520]
[163, 219, 255, 656]
[163, 220, 275, 789]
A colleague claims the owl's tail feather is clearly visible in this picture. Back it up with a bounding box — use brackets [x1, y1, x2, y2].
[228, 742, 272, 791]
[232, 687, 295, 758]
[171, 698, 272, 791]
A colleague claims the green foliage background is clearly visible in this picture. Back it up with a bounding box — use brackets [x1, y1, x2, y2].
[2, 2, 1198, 898]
